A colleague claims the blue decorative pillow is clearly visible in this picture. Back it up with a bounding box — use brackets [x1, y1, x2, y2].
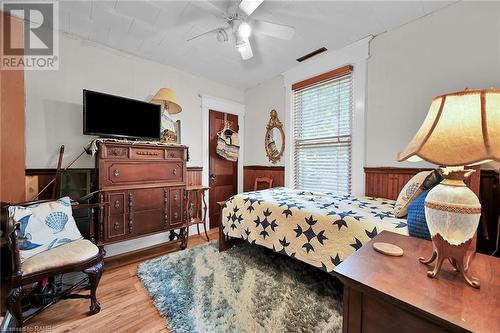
[407, 189, 432, 240]
[8, 197, 83, 262]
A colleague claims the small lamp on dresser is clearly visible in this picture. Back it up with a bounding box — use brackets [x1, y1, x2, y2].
[152, 88, 182, 143]
[152, 88, 182, 114]
[398, 89, 500, 288]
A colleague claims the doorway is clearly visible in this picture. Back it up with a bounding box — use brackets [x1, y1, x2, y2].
[208, 110, 239, 229]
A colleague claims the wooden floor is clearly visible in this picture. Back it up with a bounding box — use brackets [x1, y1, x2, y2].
[23, 229, 219, 333]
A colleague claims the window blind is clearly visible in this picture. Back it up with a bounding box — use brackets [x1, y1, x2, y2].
[292, 65, 353, 194]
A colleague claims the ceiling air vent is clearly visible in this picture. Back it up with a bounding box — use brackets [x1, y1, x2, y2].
[296, 47, 328, 62]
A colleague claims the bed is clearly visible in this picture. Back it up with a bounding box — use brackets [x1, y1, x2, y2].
[220, 187, 408, 272]
[219, 167, 481, 272]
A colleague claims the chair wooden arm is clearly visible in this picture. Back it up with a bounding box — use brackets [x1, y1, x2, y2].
[6, 218, 22, 277]
[71, 202, 108, 211]
[71, 202, 109, 244]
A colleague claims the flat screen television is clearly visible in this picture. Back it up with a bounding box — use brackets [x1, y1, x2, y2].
[83, 89, 161, 140]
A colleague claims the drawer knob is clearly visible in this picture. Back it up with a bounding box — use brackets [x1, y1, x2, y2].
[174, 212, 178, 220]
[173, 169, 177, 175]
[114, 200, 120, 209]
[174, 194, 178, 201]
[113, 222, 120, 231]
[114, 169, 120, 177]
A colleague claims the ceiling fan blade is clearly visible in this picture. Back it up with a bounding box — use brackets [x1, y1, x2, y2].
[253, 20, 295, 40]
[237, 38, 253, 60]
[191, 0, 227, 18]
[186, 27, 221, 42]
[239, 0, 264, 16]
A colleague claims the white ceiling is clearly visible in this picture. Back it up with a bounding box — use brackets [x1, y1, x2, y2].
[57, 0, 454, 89]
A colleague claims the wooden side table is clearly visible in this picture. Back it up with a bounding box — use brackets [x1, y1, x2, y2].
[333, 231, 500, 333]
[185, 186, 210, 246]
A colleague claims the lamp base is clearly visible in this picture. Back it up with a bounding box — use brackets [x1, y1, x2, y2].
[419, 233, 480, 289]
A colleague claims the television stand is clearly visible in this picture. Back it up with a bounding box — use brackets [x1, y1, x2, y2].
[95, 141, 189, 249]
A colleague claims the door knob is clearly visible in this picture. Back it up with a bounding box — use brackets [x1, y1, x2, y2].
[210, 174, 216, 181]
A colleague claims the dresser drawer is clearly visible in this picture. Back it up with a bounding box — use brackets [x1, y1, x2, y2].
[105, 214, 128, 241]
[101, 161, 184, 187]
[101, 145, 129, 159]
[169, 187, 184, 227]
[107, 192, 126, 215]
[130, 209, 166, 236]
[130, 147, 165, 160]
[165, 148, 184, 160]
[129, 187, 165, 212]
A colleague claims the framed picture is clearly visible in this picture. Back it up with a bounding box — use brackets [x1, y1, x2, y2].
[161, 113, 181, 144]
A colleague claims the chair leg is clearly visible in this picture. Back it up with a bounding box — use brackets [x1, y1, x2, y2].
[6, 287, 23, 328]
[84, 260, 103, 314]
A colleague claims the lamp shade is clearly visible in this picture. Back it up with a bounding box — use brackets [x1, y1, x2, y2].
[151, 88, 182, 114]
[398, 89, 500, 166]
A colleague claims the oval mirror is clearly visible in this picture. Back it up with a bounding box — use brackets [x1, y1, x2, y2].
[265, 110, 285, 164]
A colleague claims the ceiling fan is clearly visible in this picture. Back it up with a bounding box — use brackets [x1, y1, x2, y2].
[187, 0, 295, 60]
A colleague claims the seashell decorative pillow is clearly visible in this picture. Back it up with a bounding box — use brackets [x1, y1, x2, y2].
[8, 197, 83, 263]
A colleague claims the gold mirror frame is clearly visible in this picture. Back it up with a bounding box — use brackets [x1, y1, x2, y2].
[265, 109, 285, 164]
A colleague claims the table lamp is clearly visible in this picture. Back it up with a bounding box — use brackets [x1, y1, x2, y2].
[152, 88, 182, 114]
[398, 89, 500, 288]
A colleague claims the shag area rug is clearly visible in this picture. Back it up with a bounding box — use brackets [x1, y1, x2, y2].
[137, 242, 343, 333]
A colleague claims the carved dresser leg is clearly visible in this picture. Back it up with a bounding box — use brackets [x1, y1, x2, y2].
[7, 286, 23, 328]
[84, 260, 104, 314]
[180, 228, 188, 249]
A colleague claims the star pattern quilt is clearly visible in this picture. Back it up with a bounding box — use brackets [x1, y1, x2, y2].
[222, 187, 408, 273]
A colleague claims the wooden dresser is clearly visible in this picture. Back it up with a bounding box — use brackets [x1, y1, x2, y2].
[333, 231, 500, 333]
[96, 141, 188, 247]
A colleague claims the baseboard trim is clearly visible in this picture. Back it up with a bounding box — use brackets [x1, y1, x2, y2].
[104, 228, 218, 270]
[104, 239, 183, 269]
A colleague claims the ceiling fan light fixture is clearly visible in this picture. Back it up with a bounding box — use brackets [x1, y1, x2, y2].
[237, 43, 247, 52]
[236, 35, 247, 49]
[238, 22, 252, 39]
[236, 37, 253, 60]
[216, 29, 228, 43]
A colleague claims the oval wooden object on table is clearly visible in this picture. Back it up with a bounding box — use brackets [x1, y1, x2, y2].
[373, 242, 404, 256]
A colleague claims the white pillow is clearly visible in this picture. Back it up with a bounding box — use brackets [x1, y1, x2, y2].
[8, 197, 83, 263]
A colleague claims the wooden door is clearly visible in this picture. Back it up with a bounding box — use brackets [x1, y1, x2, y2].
[209, 110, 239, 229]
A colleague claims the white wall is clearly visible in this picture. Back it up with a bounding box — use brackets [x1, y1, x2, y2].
[366, 1, 500, 168]
[244, 75, 285, 166]
[25, 33, 244, 169]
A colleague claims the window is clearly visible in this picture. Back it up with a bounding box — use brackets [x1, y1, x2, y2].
[292, 65, 353, 194]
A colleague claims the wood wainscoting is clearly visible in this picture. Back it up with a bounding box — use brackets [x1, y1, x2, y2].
[365, 167, 432, 200]
[243, 166, 285, 192]
[186, 166, 203, 186]
[364, 166, 481, 200]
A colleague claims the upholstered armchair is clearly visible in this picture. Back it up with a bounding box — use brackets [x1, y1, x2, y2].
[5, 198, 106, 328]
